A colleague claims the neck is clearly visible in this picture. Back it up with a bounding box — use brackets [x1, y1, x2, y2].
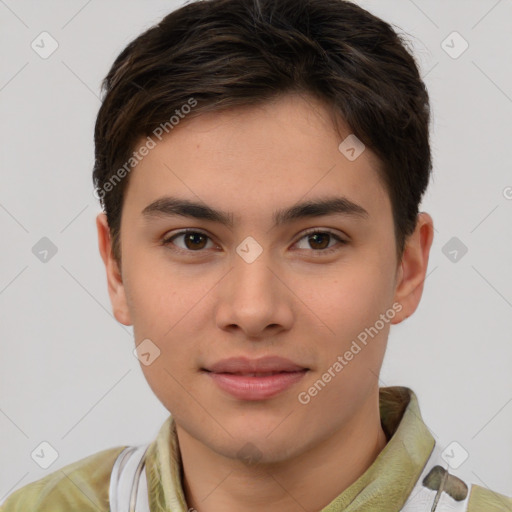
[176, 394, 388, 512]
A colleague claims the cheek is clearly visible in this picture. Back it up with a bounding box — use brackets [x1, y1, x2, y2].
[298, 259, 395, 338]
[123, 250, 198, 338]
[123, 255, 208, 365]
[295, 265, 393, 404]
[294, 261, 396, 389]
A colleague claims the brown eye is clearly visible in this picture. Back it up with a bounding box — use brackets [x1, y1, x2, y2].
[307, 232, 331, 250]
[162, 230, 214, 252]
[183, 232, 208, 250]
[294, 229, 347, 254]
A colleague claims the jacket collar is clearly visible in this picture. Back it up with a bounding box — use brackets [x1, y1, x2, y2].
[145, 386, 435, 512]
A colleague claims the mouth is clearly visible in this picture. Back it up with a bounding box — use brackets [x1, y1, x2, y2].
[201, 368, 309, 400]
[203, 370, 307, 376]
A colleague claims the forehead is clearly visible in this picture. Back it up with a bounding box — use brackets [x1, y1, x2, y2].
[122, 93, 391, 225]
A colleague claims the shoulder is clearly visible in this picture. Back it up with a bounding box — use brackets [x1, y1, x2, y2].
[467, 483, 512, 511]
[0, 445, 127, 512]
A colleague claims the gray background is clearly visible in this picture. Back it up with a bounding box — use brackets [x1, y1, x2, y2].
[1, 0, 511, 502]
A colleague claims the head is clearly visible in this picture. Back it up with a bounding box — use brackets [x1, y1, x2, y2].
[95, 0, 434, 465]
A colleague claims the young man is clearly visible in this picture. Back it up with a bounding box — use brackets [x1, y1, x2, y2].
[2, 0, 511, 511]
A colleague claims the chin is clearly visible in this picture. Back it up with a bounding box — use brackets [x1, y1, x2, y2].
[226, 439, 299, 467]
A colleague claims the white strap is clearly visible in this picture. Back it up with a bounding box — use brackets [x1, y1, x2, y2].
[400, 442, 472, 512]
[109, 444, 151, 512]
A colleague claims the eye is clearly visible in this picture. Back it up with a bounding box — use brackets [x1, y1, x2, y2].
[162, 229, 216, 252]
[294, 229, 347, 254]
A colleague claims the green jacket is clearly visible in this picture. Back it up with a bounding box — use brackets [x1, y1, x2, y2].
[2, 386, 511, 511]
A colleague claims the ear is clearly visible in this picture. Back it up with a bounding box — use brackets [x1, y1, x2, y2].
[96, 212, 132, 326]
[391, 212, 434, 324]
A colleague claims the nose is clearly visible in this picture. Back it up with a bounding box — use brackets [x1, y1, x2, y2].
[214, 246, 294, 339]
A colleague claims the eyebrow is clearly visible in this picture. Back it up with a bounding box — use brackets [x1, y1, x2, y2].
[141, 195, 369, 228]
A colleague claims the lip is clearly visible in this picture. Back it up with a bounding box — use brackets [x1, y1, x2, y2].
[202, 356, 309, 401]
[204, 355, 308, 374]
[204, 370, 308, 400]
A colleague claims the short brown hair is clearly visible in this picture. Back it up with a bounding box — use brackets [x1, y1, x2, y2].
[93, 0, 432, 265]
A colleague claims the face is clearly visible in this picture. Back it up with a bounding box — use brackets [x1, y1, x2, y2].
[97, 92, 432, 465]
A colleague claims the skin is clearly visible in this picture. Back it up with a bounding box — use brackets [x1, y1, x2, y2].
[97, 92, 434, 512]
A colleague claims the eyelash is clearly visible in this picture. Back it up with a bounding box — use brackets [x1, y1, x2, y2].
[161, 228, 347, 256]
